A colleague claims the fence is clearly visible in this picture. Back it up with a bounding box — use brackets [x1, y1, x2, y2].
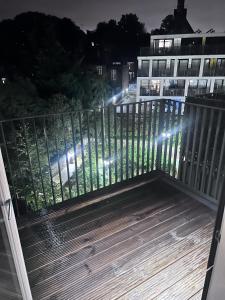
[1, 99, 225, 218]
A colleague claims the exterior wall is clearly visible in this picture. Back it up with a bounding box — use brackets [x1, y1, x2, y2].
[137, 54, 225, 102]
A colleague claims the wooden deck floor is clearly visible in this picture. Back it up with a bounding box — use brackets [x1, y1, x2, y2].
[19, 180, 215, 300]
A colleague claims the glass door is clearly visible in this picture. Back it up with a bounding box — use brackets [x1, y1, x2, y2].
[0, 149, 32, 300]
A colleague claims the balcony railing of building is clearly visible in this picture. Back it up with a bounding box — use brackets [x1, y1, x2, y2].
[187, 88, 211, 97]
[177, 69, 200, 77]
[152, 69, 174, 77]
[140, 88, 160, 96]
[203, 68, 225, 77]
[1, 99, 224, 220]
[137, 69, 149, 77]
[163, 89, 185, 96]
[140, 44, 225, 56]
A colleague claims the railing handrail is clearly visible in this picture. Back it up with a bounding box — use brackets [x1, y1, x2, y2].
[2, 96, 225, 123]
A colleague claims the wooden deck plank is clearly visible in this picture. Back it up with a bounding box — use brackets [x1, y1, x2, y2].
[20, 181, 175, 245]
[32, 206, 213, 299]
[19, 181, 215, 300]
[188, 289, 203, 299]
[118, 243, 209, 300]
[27, 197, 193, 285]
[84, 223, 213, 300]
[20, 183, 164, 245]
[153, 262, 207, 300]
[25, 195, 188, 273]
[23, 190, 175, 258]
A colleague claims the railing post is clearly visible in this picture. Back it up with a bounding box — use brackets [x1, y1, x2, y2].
[156, 99, 166, 170]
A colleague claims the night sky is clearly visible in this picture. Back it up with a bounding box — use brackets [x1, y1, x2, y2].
[0, 0, 225, 33]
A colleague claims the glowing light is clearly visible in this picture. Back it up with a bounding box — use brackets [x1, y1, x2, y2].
[102, 159, 114, 166]
[1, 78, 6, 84]
[162, 132, 171, 138]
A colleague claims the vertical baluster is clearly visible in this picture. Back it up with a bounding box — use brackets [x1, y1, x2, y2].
[163, 100, 170, 171]
[151, 101, 157, 170]
[70, 113, 80, 197]
[194, 108, 207, 189]
[10, 120, 28, 213]
[146, 101, 152, 172]
[33, 119, 47, 206]
[207, 110, 222, 196]
[101, 108, 106, 187]
[167, 101, 176, 175]
[86, 111, 93, 192]
[62, 115, 72, 199]
[182, 105, 193, 184]
[172, 102, 182, 178]
[141, 102, 147, 174]
[136, 102, 141, 175]
[43, 117, 56, 205]
[131, 103, 135, 177]
[23, 119, 40, 209]
[78, 111, 86, 193]
[156, 100, 165, 170]
[200, 109, 214, 193]
[126, 105, 129, 180]
[94, 110, 100, 189]
[177, 103, 187, 180]
[120, 105, 123, 181]
[107, 107, 112, 185]
[0, 122, 20, 215]
[188, 106, 200, 186]
[114, 106, 118, 183]
[52, 116, 64, 202]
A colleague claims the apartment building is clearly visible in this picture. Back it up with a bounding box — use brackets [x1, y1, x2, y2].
[137, 32, 225, 102]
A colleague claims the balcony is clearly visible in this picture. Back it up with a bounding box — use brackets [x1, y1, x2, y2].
[140, 44, 225, 56]
[1, 99, 224, 299]
[138, 69, 149, 77]
[203, 68, 225, 77]
[163, 88, 185, 96]
[177, 69, 200, 77]
[152, 69, 174, 77]
[140, 88, 160, 96]
[188, 88, 210, 97]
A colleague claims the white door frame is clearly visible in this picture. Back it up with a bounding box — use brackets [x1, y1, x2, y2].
[0, 149, 33, 300]
[207, 207, 225, 300]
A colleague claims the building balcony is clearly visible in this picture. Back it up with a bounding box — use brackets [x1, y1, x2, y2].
[140, 44, 225, 57]
[152, 69, 174, 77]
[177, 69, 200, 77]
[138, 69, 149, 77]
[203, 68, 225, 77]
[140, 87, 160, 96]
[188, 88, 210, 97]
[1, 98, 225, 299]
[163, 88, 185, 96]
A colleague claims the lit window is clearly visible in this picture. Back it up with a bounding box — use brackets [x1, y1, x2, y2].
[96, 66, 103, 76]
[158, 40, 172, 48]
[111, 69, 117, 81]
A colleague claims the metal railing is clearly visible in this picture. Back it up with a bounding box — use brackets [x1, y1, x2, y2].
[0, 101, 163, 217]
[140, 44, 225, 56]
[1, 99, 225, 218]
[177, 69, 200, 77]
[163, 89, 185, 96]
[152, 69, 174, 77]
